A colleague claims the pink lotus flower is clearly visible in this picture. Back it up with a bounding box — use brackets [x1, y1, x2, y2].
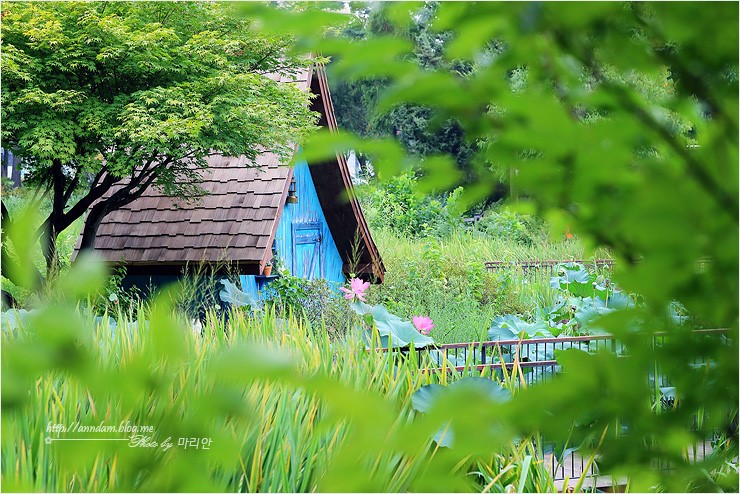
[412, 316, 434, 335]
[340, 277, 370, 302]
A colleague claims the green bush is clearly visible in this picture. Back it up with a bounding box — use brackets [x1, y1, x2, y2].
[360, 173, 546, 246]
[262, 272, 309, 311]
[1, 176, 16, 193]
[474, 208, 545, 246]
[361, 171, 462, 239]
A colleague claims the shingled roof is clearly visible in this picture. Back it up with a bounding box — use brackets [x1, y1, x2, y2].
[75, 65, 385, 281]
[89, 152, 290, 267]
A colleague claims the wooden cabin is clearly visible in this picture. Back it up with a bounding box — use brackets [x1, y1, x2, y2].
[73, 65, 384, 299]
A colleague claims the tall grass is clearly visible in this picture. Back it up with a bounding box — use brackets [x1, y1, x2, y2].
[2, 300, 567, 492]
[368, 228, 610, 343]
[373, 228, 590, 264]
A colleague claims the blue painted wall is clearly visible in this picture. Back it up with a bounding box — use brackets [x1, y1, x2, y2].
[240, 160, 345, 300]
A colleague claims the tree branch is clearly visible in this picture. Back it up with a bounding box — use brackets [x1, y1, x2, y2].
[248, 46, 281, 73]
[89, 167, 106, 190]
[76, 167, 161, 252]
[42, 171, 118, 240]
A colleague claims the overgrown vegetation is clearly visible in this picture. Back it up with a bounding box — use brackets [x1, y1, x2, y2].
[3, 183, 590, 345]
[289, 1, 740, 490]
[354, 169, 584, 344]
[1, 2, 737, 492]
[357, 169, 600, 343]
[367, 228, 588, 343]
[2, 255, 571, 492]
[360, 171, 464, 238]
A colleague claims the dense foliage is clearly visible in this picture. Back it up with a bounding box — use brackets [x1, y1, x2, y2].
[360, 171, 464, 238]
[292, 2, 739, 490]
[1, 2, 737, 492]
[331, 3, 477, 178]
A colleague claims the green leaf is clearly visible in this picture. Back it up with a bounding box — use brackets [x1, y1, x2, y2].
[410, 383, 444, 413]
[517, 455, 533, 493]
[549, 263, 595, 298]
[218, 279, 258, 309]
[350, 301, 435, 349]
[488, 314, 552, 341]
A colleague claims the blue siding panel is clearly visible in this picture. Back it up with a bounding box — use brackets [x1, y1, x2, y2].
[275, 160, 345, 285]
[239, 274, 259, 300]
[240, 160, 345, 300]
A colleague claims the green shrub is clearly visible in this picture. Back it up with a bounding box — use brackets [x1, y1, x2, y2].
[474, 208, 545, 246]
[262, 272, 308, 310]
[361, 171, 462, 239]
[1, 177, 17, 195]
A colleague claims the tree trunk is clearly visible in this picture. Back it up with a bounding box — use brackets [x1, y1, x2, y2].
[78, 201, 110, 251]
[43, 159, 67, 277]
[42, 225, 61, 279]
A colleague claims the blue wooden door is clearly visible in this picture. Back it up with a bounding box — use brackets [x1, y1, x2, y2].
[293, 223, 322, 280]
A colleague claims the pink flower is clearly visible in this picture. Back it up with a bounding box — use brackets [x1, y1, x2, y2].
[340, 277, 370, 302]
[412, 316, 434, 335]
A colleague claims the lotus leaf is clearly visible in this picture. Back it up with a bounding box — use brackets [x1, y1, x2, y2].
[350, 301, 435, 349]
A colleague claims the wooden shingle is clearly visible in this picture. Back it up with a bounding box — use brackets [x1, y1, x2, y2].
[74, 65, 385, 281]
[76, 148, 292, 270]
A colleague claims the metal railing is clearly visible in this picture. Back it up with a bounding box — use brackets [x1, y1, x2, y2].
[400, 329, 728, 484]
[416, 334, 618, 383]
[485, 259, 616, 286]
[484, 259, 616, 289]
[484, 257, 712, 280]
[484, 259, 616, 273]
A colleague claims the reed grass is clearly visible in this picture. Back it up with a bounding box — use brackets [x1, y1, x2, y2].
[1, 301, 572, 492]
